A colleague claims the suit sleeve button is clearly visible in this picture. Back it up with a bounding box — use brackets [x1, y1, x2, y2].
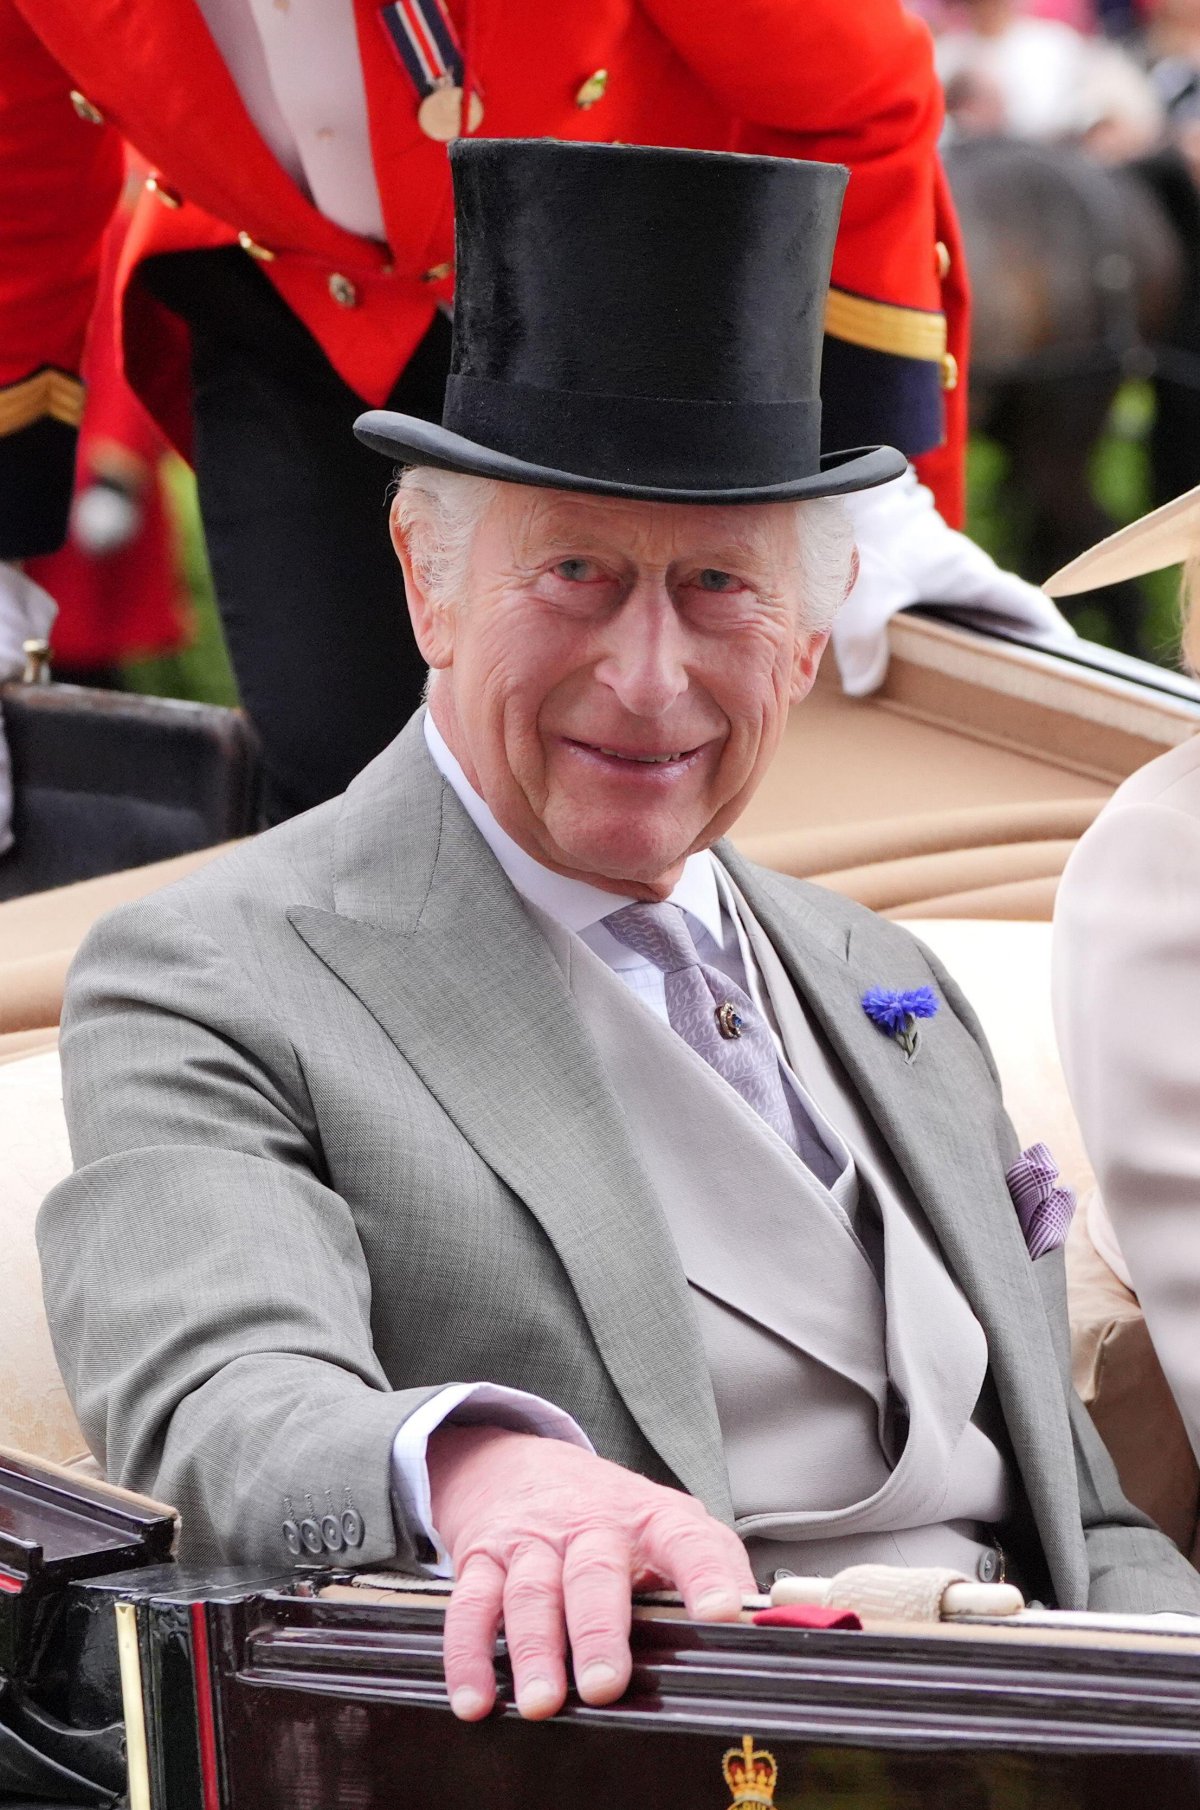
[321, 1514, 346, 1552]
[341, 1507, 365, 1548]
[282, 1519, 303, 1557]
[299, 1517, 324, 1555]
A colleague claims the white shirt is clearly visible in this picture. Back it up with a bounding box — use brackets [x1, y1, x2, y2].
[195, 0, 386, 240]
[390, 714, 855, 1571]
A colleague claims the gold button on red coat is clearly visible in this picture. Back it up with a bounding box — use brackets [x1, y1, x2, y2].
[575, 68, 608, 108]
[422, 260, 454, 283]
[69, 90, 105, 125]
[940, 351, 959, 392]
[935, 239, 951, 280]
[146, 175, 182, 209]
[238, 230, 276, 262]
[328, 273, 358, 308]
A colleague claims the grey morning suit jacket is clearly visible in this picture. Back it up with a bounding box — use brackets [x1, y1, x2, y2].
[38, 717, 1200, 1611]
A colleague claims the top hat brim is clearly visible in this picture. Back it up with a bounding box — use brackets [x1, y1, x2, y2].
[1044, 479, 1200, 596]
[354, 411, 907, 504]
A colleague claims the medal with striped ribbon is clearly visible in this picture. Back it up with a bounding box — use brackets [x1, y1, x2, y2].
[380, 0, 484, 141]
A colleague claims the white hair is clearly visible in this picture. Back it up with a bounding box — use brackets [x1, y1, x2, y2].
[391, 464, 855, 629]
[391, 466, 497, 613]
[794, 492, 857, 632]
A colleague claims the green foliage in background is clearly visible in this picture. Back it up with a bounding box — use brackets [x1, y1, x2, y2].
[122, 456, 239, 707]
[124, 381, 1185, 708]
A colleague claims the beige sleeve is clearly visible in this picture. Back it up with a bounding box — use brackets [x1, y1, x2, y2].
[1053, 798, 1200, 1465]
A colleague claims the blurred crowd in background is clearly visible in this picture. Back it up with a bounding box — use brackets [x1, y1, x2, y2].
[44, 0, 1200, 697]
[919, 0, 1200, 162]
[908, 0, 1200, 657]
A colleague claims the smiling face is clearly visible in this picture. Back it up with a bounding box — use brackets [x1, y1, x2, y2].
[394, 479, 845, 900]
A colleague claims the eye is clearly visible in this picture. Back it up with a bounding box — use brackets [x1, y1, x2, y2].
[694, 569, 741, 593]
[553, 558, 602, 583]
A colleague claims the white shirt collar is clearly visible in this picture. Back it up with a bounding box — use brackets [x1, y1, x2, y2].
[422, 710, 726, 945]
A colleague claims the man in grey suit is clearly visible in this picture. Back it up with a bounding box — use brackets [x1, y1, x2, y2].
[39, 138, 1200, 1729]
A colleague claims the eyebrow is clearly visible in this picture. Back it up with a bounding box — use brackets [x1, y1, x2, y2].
[515, 517, 783, 579]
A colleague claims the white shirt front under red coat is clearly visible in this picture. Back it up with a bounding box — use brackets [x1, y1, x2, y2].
[195, 0, 386, 239]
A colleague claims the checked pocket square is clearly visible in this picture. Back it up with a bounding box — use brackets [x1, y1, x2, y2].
[1005, 1142, 1076, 1260]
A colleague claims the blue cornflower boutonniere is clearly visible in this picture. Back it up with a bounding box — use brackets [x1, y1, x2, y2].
[861, 985, 939, 1062]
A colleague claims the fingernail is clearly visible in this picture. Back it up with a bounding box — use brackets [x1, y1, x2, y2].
[577, 1662, 620, 1699]
[694, 1589, 740, 1620]
[450, 1687, 488, 1720]
[516, 1677, 559, 1719]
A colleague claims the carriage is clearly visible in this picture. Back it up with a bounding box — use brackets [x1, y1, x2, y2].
[4, 604, 1200, 1806]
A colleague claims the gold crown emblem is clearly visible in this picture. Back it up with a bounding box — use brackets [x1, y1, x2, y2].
[722, 1735, 778, 1808]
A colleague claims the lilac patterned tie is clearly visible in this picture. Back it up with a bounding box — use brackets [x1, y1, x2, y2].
[605, 900, 809, 1160]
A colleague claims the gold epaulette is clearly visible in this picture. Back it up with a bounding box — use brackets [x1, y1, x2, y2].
[824, 288, 947, 364]
[0, 367, 86, 438]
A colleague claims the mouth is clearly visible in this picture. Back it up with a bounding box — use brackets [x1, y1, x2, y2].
[593, 745, 685, 764]
[561, 737, 705, 773]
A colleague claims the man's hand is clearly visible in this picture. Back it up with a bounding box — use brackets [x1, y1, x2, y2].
[427, 1425, 754, 1722]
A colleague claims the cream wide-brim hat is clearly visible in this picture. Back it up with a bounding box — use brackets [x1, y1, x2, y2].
[1044, 481, 1200, 596]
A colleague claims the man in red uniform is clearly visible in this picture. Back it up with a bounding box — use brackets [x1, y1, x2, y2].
[0, 0, 1047, 820]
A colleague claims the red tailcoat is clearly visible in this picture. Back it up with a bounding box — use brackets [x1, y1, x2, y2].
[0, 0, 968, 557]
[26, 161, 186, 668]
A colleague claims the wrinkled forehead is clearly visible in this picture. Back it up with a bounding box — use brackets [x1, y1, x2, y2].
[496, 483, 801, 573]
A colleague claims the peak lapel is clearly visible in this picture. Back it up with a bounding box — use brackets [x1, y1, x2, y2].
[289, 727, 731, 1519]
[719, 846, 1079, 1582]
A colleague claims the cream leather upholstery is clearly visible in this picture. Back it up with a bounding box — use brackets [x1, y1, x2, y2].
[0, 1049, 88, 1463]
[0, 845, 239, 1035]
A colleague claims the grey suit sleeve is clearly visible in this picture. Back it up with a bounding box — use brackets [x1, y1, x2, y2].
[38, 893, 447, 1571]
[923, 940, 1200, 1612]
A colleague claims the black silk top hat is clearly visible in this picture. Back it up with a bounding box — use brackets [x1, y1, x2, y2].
[354, 138, 907, 502]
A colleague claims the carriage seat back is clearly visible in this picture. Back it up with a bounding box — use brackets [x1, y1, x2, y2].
[0, 680, 261, 902]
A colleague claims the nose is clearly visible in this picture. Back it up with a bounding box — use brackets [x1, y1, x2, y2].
[592, 578, 688, 718]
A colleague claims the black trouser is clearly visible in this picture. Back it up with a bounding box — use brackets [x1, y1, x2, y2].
[143, 248, 452, 822]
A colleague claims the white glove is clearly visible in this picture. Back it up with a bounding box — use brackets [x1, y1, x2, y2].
[0, 561, 58, 858]
[71, 480, 141, 556]
[832, 464, 1076, 696]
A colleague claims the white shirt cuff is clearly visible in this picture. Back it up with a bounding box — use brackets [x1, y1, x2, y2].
[390, 1383, 593, 1575]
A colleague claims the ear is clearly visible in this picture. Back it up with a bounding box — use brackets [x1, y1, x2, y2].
[788, 626, 830, 706]
[786, 539, 857, 706]
[390, 500, 455, 669]
[844, 543, 860, 600]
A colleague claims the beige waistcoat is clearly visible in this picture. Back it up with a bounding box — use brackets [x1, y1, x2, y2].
[529, 879, 1014, 1582]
